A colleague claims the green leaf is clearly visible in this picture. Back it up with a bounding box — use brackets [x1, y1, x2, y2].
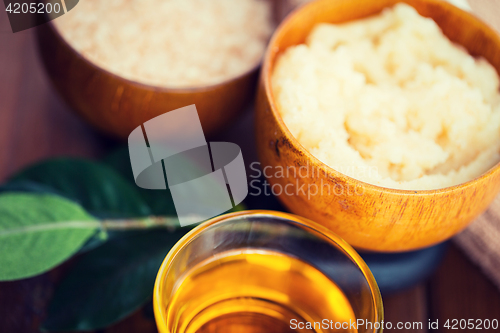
[10, 158, 151, 218]
[42, 228, 192, 331]
[102, 147, 136, 182]
[0, 193, 99, 281]
[103, 148, 177, 216]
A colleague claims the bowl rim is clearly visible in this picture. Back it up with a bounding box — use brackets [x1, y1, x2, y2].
[262, 0, 500, 195]
[152, 210, 384, 333]
[44, 16, 266, 92]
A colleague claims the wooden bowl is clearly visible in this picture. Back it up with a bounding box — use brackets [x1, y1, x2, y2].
[36, 22, 260, 139]
[256, 0, 500, 252]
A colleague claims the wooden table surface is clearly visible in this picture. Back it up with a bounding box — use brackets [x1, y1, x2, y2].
[1, 1, 500, 332]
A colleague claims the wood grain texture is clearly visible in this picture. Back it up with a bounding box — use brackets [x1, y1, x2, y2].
[384, 285, 428, 333]
[429, 245, 500, 332]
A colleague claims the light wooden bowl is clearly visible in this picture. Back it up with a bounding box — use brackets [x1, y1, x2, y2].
[36, 21, 260, 139]
[256, 0, 500, 252]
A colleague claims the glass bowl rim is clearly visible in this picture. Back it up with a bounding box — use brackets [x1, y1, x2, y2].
[153, 210, 384, 333]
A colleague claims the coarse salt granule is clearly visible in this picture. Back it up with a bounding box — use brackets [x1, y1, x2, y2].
[54, 0, 273, 87]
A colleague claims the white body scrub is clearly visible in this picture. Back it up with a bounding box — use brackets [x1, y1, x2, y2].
[272, 4, 500, 190]
[54, 0, 273, 87]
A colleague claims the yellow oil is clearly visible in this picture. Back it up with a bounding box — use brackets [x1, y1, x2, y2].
[165, 249, 357, 333]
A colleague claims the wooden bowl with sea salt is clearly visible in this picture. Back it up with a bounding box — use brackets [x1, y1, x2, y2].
[37, 0, 273, 139]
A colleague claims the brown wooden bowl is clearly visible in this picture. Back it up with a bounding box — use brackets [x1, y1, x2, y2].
[256, 0, 500, 252]
[36, 21, 260, 140]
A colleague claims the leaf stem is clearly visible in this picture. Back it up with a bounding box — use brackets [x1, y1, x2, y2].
[100, 216, 201, 231]
[0, 217, 202, 238]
